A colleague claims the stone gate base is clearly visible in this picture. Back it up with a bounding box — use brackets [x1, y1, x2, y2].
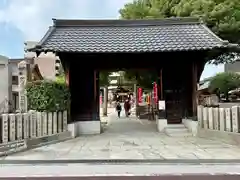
[156, 118, 198, 136]
[68, 121, 101, 137]
[182, 119, 198, 136]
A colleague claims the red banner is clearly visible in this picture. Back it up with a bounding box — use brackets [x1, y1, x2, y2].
[153, 82, 158, 104]
[100, 95, 102, 105]
[138, 88, 142, 103]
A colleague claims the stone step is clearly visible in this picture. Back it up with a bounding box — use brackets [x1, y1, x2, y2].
[165, 124, 190, 136]
[166, 124, 186, 129]
[165, 128, 189, 134]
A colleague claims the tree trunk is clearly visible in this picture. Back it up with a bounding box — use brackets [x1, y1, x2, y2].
[225, 92, 229, 102]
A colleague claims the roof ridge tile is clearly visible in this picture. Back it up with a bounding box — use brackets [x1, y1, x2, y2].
[52, 17, 201, 27]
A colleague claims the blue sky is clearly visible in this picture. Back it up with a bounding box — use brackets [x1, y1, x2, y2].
[0, 0, 223, 79]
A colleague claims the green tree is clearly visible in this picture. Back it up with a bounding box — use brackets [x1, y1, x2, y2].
[124, 69, 158, 89]
[99, 71, 111, 86]
[209, 72, 240, 101]
[26, 80, 70, 112]
[119, 0, 240, 64]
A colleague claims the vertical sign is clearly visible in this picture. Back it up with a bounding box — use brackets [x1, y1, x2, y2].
[1, 114, 9, 143]
[18, 61, 28, 113]
[138, 88, 142, 104]
[153, 82, 158, 104]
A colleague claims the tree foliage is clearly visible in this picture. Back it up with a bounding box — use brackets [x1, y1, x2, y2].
[55, 74, 66, 84]
[99, 71, 111, 86]
[119, 0, 240, 64]
[209, 72, 240, 100]
[124, 70, 158, 89]
[26, 80, 70, 112]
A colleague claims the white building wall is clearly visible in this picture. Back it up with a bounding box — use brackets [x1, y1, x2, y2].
[24, 41, 61, 80]
[0, 55, 11, 113]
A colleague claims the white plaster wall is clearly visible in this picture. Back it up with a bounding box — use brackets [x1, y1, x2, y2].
[11, 63, 19, 76]
[25, 41, 58, 81]
[0, 55, 11, 112]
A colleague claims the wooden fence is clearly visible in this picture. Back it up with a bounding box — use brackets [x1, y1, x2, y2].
[197, 105, 240, 133]
[0, 110, 68, 144]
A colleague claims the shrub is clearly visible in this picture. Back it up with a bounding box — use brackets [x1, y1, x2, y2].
[55, 75, 66, 84]
[26, 80, 70, 112]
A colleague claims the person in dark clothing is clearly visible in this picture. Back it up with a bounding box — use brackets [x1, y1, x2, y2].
[116, 102, 122, 118]
[124, 99, 131, 117]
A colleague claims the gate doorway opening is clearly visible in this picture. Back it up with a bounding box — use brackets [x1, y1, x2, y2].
[66, 53, 197, 127]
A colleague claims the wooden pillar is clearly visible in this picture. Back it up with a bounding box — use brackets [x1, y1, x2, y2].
[69, 65, 99, 122]
[133, 83, 137, 103]
[192, 62, 198, 120]
[158, 68, 166, 119]
[94, 70, 100, 120]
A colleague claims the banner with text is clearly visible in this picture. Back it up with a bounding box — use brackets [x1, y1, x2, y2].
[138, 88, 142, 104]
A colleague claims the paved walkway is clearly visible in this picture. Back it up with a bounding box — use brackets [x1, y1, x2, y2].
[3, 110, 240, 160]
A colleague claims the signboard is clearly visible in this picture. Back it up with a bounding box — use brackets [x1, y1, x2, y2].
[158, 100, 165, 110]
[138, 88, 142, 103]
[118, 93, 128, 96]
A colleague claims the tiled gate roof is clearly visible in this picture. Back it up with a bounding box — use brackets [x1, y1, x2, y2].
[34, 18, 228, 53]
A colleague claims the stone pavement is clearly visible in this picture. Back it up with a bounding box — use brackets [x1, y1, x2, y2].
[3, 110, 240, 160]
[100, 107, 115, 116]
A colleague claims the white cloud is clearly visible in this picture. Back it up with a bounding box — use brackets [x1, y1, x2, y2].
[0, 0, 132, 41]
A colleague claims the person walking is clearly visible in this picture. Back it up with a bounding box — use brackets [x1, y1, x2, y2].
[124, 99, 131, 117]
[116, 102, 122, 118]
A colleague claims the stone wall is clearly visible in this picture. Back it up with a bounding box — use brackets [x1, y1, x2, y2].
[0, 110, 68, 144]
[197, 105, 240, 133]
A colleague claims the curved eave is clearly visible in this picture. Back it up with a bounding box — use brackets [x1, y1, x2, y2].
[31, 45, 227, 55]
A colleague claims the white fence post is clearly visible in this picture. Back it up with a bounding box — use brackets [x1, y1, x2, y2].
[203, 107, 208, 129]
[63, 111, 68, 131]
[29, 110, 37, 138]
[16, 113, 23, 140]
[53, 112, 57, 134]
[23, 113, 29, 139]
[1, 114, 9, 143]
[9, 114, 16, 142]
[219, 108, 226, 131]
[208, 107, 214, 130]
[57, 111, 63, 133]
[232, 106, 240, 133]
[42, 112, 47, 136]
[197, 106, 203, 128]
[36, 112, 42, 137]
[213, 108, 220, 130]
[225, 108, 232, 132]
[47, 112, 53, 135]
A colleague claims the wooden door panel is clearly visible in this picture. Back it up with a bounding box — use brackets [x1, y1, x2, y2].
[165, 90, 182, 124]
